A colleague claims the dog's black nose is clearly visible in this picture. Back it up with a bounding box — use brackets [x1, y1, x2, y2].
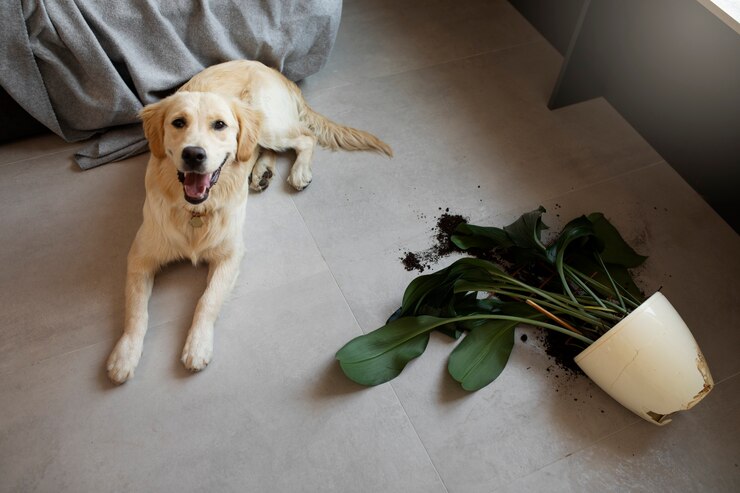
[182, 146, 207, 170]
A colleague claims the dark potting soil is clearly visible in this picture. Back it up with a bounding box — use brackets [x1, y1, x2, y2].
[401, 208, 588, 376]
[540, 332, 586, 376]
[401, 212, 469, 272]
[401, 251, 426, 272]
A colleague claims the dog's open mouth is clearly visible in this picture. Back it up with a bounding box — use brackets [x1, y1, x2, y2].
[177, 154, 229, 204]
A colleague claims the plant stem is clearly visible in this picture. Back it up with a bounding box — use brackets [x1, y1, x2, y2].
[449, 314, 595, 345]
[477, 286, 605, 326]
[525, 299, 584, 335]
[568, 267, 638, 311]
[492, 270, 588, 317]
[556, 250, 580, 305]
[564, 267, 608, 309]
[595, 252, 626, 311]
[454, 276, 619, 328]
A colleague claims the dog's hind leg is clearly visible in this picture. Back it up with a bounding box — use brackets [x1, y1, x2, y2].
[249, 148, 277, 192]
[181, 249, 244, 371]
[283, 133, 317, 191]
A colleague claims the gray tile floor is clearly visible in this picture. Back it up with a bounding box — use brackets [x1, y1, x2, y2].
[1, 1, 738, 491]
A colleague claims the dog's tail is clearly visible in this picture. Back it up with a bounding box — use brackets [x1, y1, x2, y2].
[300, 104, 393, 157]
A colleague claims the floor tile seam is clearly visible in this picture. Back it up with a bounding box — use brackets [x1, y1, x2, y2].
[492, 375, 737, 492]
[0, 147, 79, 169]
[0, 243, 325, 379]
[549, 158, 665, 196]
[282, 188, 369, 337]
[469, 159, 667, 230]
[315, 159, 668, 269]
[490, 417, 641, 492]
[528, 159, 667, 214]
[0, 314, 191, 379]
[284, 184, 450, 491]
[388, 382, 452, 493]
[716, 369, 740, 385]
[0, 245, 406, 380]
[306, 38, 545, 100]
[0, 339, 106, 379]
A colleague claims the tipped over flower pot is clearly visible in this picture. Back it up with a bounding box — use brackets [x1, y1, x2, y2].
[336, 207, 715, 426]
[575, 292, 713, 425]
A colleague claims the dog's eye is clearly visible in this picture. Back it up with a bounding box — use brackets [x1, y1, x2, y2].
[212, 120, 227, 131]
[172, 118, 186, 128]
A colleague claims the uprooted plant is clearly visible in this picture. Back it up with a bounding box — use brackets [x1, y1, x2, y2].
[336, 206, 648, 390]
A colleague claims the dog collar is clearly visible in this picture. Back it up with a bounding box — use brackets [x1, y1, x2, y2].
[186, 209, 206, 228]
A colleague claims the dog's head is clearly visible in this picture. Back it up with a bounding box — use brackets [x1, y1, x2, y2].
[139, 91, 260, 204]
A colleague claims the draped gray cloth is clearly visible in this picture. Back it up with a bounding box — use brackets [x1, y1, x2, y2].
[0, 0, 341, 168]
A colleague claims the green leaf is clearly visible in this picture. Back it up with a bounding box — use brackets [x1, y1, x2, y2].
[451, 207, 549, 264]
[453, 279, 506, 296]
[451, 223, 512, 251]
[448, 303, 542, 391]
[451, 293, 506, 316]
[447, 320, 516, 391]
[587, 213, 647, 268]
[336, 316, 450, 386]
[568, 254, 645, 301]
[545, 216, 599, 264]
[503, 206, 548, 252]
[543, 216, 603, 305]
[400, 268, 450, 315]
[399, 258, 505, 316]
[605, 264, 644, 302]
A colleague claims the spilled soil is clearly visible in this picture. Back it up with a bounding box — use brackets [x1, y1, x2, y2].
[401, 210, 468, 272]
[540, 331, 585, 375]
[400, 209, 586, 375]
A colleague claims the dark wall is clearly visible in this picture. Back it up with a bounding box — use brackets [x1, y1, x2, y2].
[512, 0, 740, 232]
[510, 0, 586, 55]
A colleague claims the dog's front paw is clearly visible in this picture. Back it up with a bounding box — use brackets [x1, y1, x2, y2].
[107, 334, 143, 384]
[181, 329, 214, 372]
[288, 167, 312, 191]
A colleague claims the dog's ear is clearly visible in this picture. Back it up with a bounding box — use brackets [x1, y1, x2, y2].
[139, 98, 169, 159]
[232, 100, 262, 163]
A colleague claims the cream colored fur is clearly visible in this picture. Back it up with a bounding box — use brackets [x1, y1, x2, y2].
[106, 60, 391, 384]
[182, 60, 392, 190]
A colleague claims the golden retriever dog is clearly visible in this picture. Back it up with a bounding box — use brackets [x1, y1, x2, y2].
[106, 60, 392, 384]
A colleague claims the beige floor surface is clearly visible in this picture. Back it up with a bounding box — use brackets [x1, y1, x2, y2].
[1, 1, 738, 491]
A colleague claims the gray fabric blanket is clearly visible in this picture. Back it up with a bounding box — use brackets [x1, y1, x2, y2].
[0, 0, 341, 169]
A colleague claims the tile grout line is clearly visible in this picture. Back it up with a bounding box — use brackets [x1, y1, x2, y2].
[716, 369, 740, 385]
[283, 191, 451, 493]
[306, 38, 545, 99]
[491, 417, 641, 493]
[522, 159, 667, 219]
[466, 159, 667, 232]
[0, 146, 81, 169]
[271, 159, 667, 297]
[316, 159, 668, 275]
[492, 375, 738, 492]
[388, 381, 452, 493]
[281, 189, 367, 334]
[0, 314, 193, 379]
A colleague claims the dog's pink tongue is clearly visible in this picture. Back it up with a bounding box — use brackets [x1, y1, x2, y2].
[183, 172, 211, 197]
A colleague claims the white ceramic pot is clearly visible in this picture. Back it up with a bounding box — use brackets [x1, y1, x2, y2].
[575, 292, 713, 426]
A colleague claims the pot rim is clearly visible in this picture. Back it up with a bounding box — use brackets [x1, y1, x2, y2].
[574, 291, 664, 363]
